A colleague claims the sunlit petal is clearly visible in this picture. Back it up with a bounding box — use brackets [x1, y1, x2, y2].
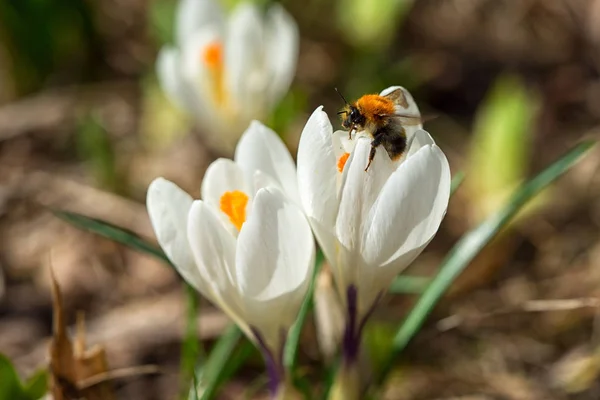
[235, 121, 299, 203]
[186, 200, 250, 335]
[156, 47, 195, 112]
[146, 178, 209, 297]
[362, 144, 451, 269]
[175, 0, 225, 46]
[225, 3, 265, 115]
[235, 187, 315, 348]
[264, 3, 299, 107]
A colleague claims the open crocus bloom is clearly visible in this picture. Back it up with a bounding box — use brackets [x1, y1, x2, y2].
[157, 0, 299, 153]
[146, 122, 313, 370]
[297, 87, 451, 346]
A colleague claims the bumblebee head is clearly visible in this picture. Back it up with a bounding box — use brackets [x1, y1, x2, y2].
[339, 105, 365, 129]
[335, 87, 366, 130]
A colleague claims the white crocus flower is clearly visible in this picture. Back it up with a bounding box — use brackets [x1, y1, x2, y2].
[146, 122, 313, 394]
[297, 87, 451, 348]
[157, 0, 299, 153]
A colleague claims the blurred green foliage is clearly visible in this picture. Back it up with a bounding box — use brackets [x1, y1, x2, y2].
[0, 354, 47, 400]
[140, 75, 192, 150]
[0, 0, 96, 96]
[76, 114, 121, 192]
[267, 88, 309, 138]
[336, 0, 413, 50]
[468, 74, 539, 221]
[149, 0, 177, 46]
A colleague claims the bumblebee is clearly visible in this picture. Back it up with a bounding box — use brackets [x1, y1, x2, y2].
[337, 87, 425, 172]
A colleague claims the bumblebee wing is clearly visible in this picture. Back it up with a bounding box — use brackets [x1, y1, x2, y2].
[383, 113, 437, 126]
[382, 87, 410, 109]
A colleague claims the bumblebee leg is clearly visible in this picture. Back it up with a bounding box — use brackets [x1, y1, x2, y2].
[365, 145, 377, 172]
[348, 125, 354, 140]
[365, 136, 383, 172]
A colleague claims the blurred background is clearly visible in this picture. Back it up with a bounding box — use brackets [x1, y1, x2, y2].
[1, 0, 600, 398]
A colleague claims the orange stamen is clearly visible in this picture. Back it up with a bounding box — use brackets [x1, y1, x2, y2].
[219, 191, 249, 231]
[202, 41, 223, 69]
[201, 41, 227, 106]
[337, 152, 350, 173]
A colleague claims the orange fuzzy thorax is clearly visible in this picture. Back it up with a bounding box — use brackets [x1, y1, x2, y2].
[355, 95, 395, 120]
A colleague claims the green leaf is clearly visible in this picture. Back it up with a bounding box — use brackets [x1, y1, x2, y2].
[284, 250, 324, 372]
[377, 140, 595, 386]
[53, 210, 171, 266]
[0, 354, 46, 400]
[189, 325, 254, 400]
[0, 354, 25, 400]
[22, 369, 47, 400]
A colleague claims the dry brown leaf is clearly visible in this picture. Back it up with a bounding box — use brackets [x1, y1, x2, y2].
[49, 266, 115, 400]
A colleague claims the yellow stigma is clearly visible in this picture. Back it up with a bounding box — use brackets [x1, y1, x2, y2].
[219, 190, 248, 231]
[201, 41, 226, 106]
[337, 152, 350, 173]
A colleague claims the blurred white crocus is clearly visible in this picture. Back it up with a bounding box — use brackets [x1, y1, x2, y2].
[297, 87, 451, 363]
[157, 0, 299, 153]
[147, 122, 313, 396]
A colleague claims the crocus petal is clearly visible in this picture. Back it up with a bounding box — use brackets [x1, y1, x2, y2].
[146, 178, 209, 297]
[405, 129, 436, 159]
[186, 200, 248, 330]
[201, 158, 251, 209]
[331, 130, 354, 165]
[200, 158, 252, 235]
[236, 187, 314, 299]
[362, 144, 451, 270]
[175, 0, 225, 47]
[297, 107, 339, 265]
[252, 169, 279, 194]
[333, 138, 394, 296]
[235, 121, 299, 203]
[297, 107, 337, 223]
[180, 28, 222, 90]
[336, 138, 395, 254]
[225, 3, 265, 114]
[156, 47, 195, 112]
[235, 187, 314, 348]
[264, 3, 299, 108]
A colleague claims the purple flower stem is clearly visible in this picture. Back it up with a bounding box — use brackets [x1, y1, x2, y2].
[342, 285, 383, 365]
[251, 327, 285, 397]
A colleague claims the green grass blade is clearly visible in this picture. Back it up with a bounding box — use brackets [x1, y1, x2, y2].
[377, 140, 595, 385]
[283, 250, 324, 372]
[53, 210, 171, 266]
[388, 276, 431, 294]
[180, 285, 201, 399]
[450, 171, 465, 195]
[188, 325, 254, 400]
